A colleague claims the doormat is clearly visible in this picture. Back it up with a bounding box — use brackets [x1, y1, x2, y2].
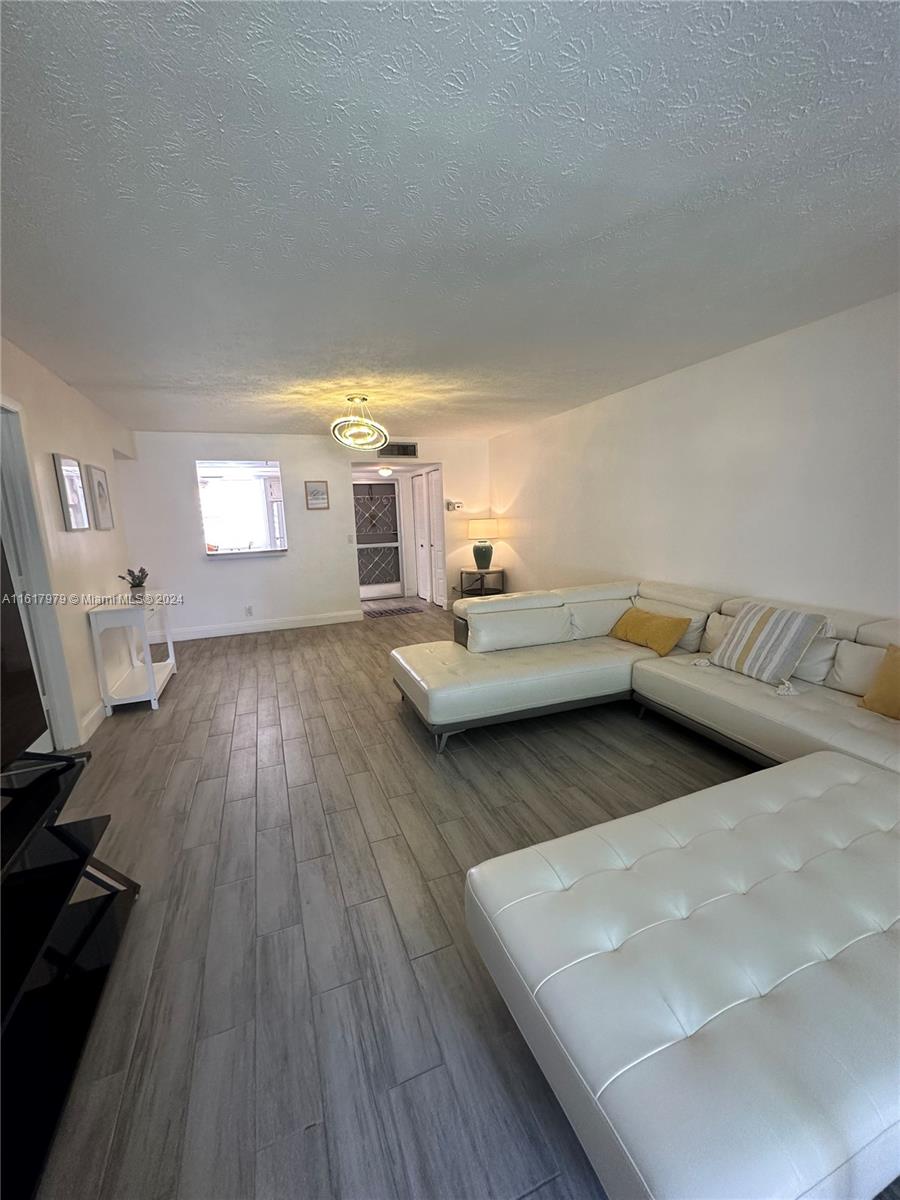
[363, 605, 426, 618]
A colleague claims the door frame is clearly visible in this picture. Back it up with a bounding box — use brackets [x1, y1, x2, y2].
[1, 404, 80, 749]
[353, 478, 404, 600]
[411, 472, 432, 603]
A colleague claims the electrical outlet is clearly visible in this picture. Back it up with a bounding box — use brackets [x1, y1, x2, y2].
[245, 604, 253, 617]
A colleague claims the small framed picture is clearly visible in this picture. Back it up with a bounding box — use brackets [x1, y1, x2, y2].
[52, 454, 91, 530]
[305, 480, 329, 510]
[85, 464, 114, 530]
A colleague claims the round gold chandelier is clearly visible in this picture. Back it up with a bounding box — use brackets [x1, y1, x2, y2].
[330, 395, 389, 451]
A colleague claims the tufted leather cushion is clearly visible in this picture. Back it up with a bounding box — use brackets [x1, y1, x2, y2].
[452, 590, 561, 620]
[634, 654, 900, 770]
[720, 596, 882, 642]
[699, 611, 734, 653]
[552, 582, 639, 603]
[637, 580, 731, 613]
[825, 640, 886, 697]
[567, 598, 634, 639]
[792, 635, 839, 685]
[466, 605, 573, 653]
[390, 637, 653, 725]
[858, 618, 900, 649]
[466, 752, 900, 1200]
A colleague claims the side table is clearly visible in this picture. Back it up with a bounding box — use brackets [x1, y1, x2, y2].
[459, 567, 505, 598]
[88, 592, 176, 715]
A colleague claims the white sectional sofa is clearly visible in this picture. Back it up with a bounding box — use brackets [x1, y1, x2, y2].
[395, 583, 900, 1196]
[635, 611, 900, 773]
[466, 751, 900, 1200]
[390, 579, 900, 769]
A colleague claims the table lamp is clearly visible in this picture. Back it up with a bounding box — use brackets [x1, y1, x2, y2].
[467, 518, 499, 569]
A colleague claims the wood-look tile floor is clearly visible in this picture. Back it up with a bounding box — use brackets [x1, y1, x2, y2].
[40, 607, 761, 1200]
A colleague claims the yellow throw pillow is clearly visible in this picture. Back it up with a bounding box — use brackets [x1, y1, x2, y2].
[610, 607, 691, 657]
[859, 643, 900, 720]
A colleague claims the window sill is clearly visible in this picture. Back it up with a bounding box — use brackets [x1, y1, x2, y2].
[205, 549, 288, 558]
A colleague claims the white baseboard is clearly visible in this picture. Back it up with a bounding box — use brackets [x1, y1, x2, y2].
[152, 609, 364, 643]
[79, 701, 107, 745]
[79, 658, 136, 744]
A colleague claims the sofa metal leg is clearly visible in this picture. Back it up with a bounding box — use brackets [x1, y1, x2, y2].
[636, 704, 646, 720]
[434, 732, 450, 754]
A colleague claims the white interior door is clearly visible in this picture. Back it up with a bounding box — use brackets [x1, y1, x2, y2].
[427, 468, 447, 608]
[412, 473, 432, 603]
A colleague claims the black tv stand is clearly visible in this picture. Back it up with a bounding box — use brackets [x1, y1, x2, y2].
[1, 751, 139, 1200]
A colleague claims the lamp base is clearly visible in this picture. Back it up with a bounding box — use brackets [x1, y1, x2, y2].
[473, 541, 494, 569]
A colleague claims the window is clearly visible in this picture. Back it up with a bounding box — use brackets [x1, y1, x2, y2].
[196, 460, 287, 555]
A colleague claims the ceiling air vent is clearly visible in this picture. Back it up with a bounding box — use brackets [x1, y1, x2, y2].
[378, 442, 419, 458]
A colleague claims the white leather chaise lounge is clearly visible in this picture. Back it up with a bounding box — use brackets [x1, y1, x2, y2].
[391, 581, 727, 751]
[466, 752, 900, 1200]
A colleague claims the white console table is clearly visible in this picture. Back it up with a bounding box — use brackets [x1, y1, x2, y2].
[89, 593, 176, 715]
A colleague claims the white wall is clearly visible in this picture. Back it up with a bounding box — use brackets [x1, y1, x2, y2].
[1, 338, 136, 745]
[118, 432, 363, 638]
[118, 432, 492, 638]
[489, 294, 900, 615]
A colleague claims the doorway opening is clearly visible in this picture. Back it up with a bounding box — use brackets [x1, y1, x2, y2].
[1, 405, 80, 750]
[351, 461, 447, 609]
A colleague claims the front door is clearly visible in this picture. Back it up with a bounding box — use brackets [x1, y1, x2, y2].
[353, 482, 403, 599]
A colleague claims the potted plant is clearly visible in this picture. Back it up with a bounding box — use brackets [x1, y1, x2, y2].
[118, 566, 149, 597]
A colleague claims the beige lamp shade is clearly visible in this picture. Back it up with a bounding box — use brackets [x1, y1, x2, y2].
[468, 518, 499, 539]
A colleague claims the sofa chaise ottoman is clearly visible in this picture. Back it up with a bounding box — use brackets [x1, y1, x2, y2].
[466, 751, 900, 1200]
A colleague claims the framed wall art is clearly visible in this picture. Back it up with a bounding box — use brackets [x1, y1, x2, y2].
[85, 464, 114, 530]
[305, 480, 329, 510]
[52, 454, 91, 530]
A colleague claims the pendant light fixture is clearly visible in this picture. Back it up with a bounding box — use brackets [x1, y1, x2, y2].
[330, 395, 389, 452]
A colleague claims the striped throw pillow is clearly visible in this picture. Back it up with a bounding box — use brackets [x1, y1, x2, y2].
[710, 602, 827, 686]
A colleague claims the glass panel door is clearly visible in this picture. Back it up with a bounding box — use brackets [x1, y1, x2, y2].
[353, 482, 402, 598]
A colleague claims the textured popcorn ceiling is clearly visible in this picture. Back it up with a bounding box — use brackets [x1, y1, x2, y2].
[2, 2, 898, 438]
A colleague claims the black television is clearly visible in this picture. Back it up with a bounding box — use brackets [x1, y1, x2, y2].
[1, 538, 47, 771]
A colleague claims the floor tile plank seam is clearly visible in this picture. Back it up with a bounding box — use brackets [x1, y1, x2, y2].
[285, 912, 340, 1197]
[73, 1010, 157, 1200]
[96, 924, 205, 1200]
[517, 1173, 568, 1199]
[343, 969, 418, 1177]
